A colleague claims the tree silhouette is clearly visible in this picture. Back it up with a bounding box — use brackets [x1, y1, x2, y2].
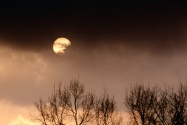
[169, 84, 187, 125]
[124, 85, 159, 125]
[125, 84, 187, 125]
[34, 79, 187, 125]
[34, 84, 70, 125]
[67, 79, 95, 125]
[34, 80, 94, 125]
[94, 89, 122, 125]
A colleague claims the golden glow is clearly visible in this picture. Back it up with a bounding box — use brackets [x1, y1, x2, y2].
[9, 115, 40, 125]
[53, 37, 71, 54]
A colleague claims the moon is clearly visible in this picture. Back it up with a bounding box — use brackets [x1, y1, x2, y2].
[53, 37, 71, 54]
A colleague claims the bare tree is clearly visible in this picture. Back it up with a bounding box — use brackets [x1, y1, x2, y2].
[168, 84, 187, 125]
[94, 90, 122, 125]
[34, 80, 94, 125]
[154, 88, 170, 125]
[34, 84, 70, 125]
[124, 85, 159, 125]
[67, 79, 95, 125]
[151, 84, 187, 125]
[125, 83, 187, 125]
[34, 79, 187, 125]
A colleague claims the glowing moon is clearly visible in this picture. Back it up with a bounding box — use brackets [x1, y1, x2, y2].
[53, 37, 71, 54]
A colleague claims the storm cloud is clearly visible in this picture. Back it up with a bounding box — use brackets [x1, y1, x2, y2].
[0, 1, 187, 54]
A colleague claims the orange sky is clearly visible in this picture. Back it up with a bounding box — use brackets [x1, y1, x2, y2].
[1, 40, 187, 124]
[1, 1, 187, 124]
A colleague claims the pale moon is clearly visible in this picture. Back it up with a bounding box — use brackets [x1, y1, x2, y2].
[53, 37, 71, 54]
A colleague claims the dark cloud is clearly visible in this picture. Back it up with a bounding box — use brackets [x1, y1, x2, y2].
[0, 1, 187, 53]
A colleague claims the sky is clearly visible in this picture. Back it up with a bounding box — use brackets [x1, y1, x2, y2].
[1, 1, 187, 124]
